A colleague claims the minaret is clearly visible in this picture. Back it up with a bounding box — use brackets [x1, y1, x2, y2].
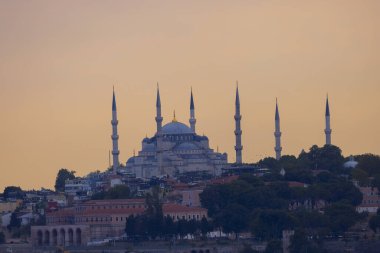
[274, 98, 282, 160]
[189, 88, 196, 133]
[155, 83, 163, 133]
[324, 95, 332, 145]
[234, 82, 243, 164]
[111, 88, 120, 173]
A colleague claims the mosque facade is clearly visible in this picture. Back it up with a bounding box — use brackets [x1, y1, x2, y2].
[121, 87, 228, 178]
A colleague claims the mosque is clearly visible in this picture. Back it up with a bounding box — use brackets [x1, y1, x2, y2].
[109, 85, 333, 178]
[114, 87, 229, 178]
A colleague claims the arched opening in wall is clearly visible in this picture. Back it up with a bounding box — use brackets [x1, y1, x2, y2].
[52, 229, 58, 246]
[59, 228, 65, 246]
[68, 228, 74, 245]
[44, 230, 50, 245]
[37, 230, 43, 246]
[76, 228, 82, 245]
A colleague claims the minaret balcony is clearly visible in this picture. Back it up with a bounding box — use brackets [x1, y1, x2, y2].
[111, 120, 118, 125]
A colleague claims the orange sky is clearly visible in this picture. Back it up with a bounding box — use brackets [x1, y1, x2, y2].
[0, 0, 379, 190]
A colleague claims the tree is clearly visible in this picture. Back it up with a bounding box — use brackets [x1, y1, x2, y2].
[7, 211, 21, 231]
[297, 145, 344, 172]
[278, 155, 300, 173]
[0, 232, 5, 244]
[163, 215, 176, 238]
[3, 186, 24, 200]
[54, 168, 76, 192]
[251, 210, 296, 240]
[218, 203, 249, 237]
[125, 215, 136, 239]
[264, 240, 282, 253]
[288, 229, 321, 253]
[258, 157, 280, 170]
[240, 244, 260, 253]
[369, 214, 380, 233]
[351, 168, 370, 186]
[200, 217, 212, 238]
[145, 187, 164, 239]
[92, 185, 130, 200]
[177, 218, 189, 239]
[355, 154, 380, 176]
[324, 203, 360, 233]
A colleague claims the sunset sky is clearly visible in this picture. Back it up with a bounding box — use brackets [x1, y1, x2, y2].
[0, 0, 379, 190]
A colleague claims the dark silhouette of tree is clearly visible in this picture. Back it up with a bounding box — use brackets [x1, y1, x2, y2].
[288, 229, 322, 253]
[369, 214, 380, 233]
[200, 217, 212, 238]
[264, 240, 282, 253]
[54, 168, 76, 192]
[92, 185, 130, 200]
[325, 203, 361, 233]
[0, 232, 5, 244]
[3, 186, 24, 200]
[355, 154, 380, 176]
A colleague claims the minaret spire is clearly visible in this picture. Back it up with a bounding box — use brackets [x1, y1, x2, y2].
[111, 87, 120, 173]
[155, 83, 163, 133]
[274, 98, 282, 160]
[234, 81, 243, 164]
[189, 87, 196, 133]
[324, 94, 332, 145]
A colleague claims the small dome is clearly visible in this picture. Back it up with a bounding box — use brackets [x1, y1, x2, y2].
[126, 157, 135, 164]
[161, 121, 193, 135]
[344, 156, 358, 169]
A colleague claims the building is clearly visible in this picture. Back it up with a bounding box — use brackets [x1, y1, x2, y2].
[64, 178, 92, 197]
[0, 200, 21, 214]
[31, 198, 207, 246]
[356, 186, 380, 213]
[125, 87, 228, 178]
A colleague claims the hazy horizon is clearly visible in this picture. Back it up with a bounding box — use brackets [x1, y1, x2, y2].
[1, 0, 379, 190]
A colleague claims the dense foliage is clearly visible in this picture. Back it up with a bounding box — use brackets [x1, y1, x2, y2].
[92, 185, 130, 200]
[0, 232, 5, 244]
[3, 186, 24, 200]
[200, 146, 364, 240]
[353, 154, 380, 188]
[54, 168, 76, 192]
[125, 189, 212, 239]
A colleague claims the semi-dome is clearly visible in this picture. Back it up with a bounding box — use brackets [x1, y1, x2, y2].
[161, 121, 193, 135]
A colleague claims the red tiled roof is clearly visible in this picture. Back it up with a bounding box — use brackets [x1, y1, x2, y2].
[76, 208, 146, 216]
[82, 198, 145, 205]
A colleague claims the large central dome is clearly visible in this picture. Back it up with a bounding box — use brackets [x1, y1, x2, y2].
[161, 121, 193, 135]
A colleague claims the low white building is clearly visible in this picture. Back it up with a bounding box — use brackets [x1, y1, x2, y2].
[356, 186, 380, 213]
[65, 178, 92, 196]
